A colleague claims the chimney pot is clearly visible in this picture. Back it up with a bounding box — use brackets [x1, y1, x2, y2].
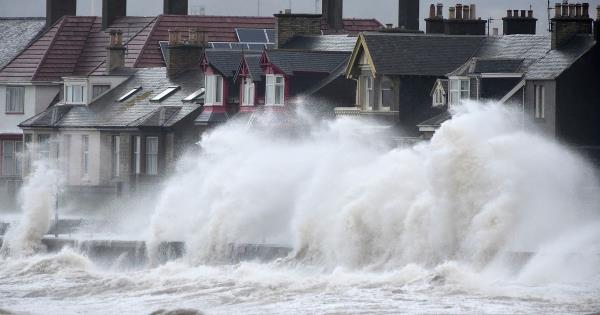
[456, 4, 463, 19]
[436, 3, 443, 17]
[168, 29, 182, 46]
[513, 10, 519, 18]
[569, 4, 576, 17]
[575, 3, 582, 17]
[188, 28, 206, 46]
[470, 4, 476, 19]
[555, 3, 562, 17]
[463, 5, 470, 20]
[386, 23, 394, 28]
[507, 9, 513, 18]
[429, 4, 436, 18]
[520, 10, 526, 18]
[528, 10, 534, 18]
[106, 29, 125, 73]
[582, 3, 590, 18]
[109, 29, 123, 47]
[449, 7, 456, 19]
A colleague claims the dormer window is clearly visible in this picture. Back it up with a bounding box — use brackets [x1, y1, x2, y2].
[65, 83, 87, 104]
[449, 78, 470, 106]
[265, 74, 284, 106]
[242, 78, 255, 106]
[205, 75, 223, 106]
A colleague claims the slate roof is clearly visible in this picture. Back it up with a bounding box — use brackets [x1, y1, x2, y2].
[361, 33, 487, 76]
[0, 16, 155, 82]
[204, 50, 245, 78]
[20, 68, 202, 128]
[265, 50, 350, 75]
[417, 110, 452, 127]
[282, 35, 358, 51]
[525, 35, 596, 80]
[194, 108, 229, 125]
[305, 55, 351, 95]
[0, 18, 45, 69]
[234, 54, 264, 82]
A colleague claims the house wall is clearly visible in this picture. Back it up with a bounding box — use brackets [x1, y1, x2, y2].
[0, 85, 59, 134]
[524, 80, 557, 136]
[397, 76, 443, 135]
[480, 78, 522, 101]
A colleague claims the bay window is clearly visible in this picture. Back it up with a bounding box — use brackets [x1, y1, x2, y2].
[449, 78, 470, 106]
[205, 75, 223, 105]
[242, 78, 255, 106]
[6, 86, 25, 113]
[266, 74, 285, 106]
[37, 134, 50, 160]
[2, 140, 22, 177]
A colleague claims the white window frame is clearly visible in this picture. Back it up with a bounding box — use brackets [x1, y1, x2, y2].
[81, 135, 89, 177]
[449, 77, 470, 106]
[111, 135, 120, 178]
[242, 78, 255, 106]
[265, 74, 285, 106]
[133, 136, 141, 175]
[146, 136, 158, 176]
[359, 75, 373, 110]
[6, 86, 25, 114]
[63, 134, 71, 178]
[204, 75, 224, 106]
[65, 83, 87, 104]
[433, 85, 446, 107]
[2, 140, 22, 177]
[534, 85, 545, 119]
[380, 77, 392, 110]
[37, 134, 50, 160]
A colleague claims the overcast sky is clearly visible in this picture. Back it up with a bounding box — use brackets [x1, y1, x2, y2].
[1, 0, 599, 34]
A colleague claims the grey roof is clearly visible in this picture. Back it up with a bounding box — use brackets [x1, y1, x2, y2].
[473, 59, 524, 73]
[0, 18, 45, 68]
[282, 35, 358, 52]
[526, 35, 596, 80]
[20, 68, 202, 128]
[234, 54, 264, 83]
[417, 110, 451, 127]
[305, 55, 351, 95]
[194, 109, 229, 125]
[266, 50, 350, 75]
[204, 50, 245, 78]
[361, 33, 486, 76]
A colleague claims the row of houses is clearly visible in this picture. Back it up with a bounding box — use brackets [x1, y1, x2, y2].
[1, 0, 599, 207]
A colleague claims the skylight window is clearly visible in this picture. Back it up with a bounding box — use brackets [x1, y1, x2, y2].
[151, 86, 180, 102]
[183, 88, 205, 102]
[118, 87, 142, 102]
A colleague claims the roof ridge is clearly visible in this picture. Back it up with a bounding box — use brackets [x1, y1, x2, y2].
[31, 17, 69, 81]
[133, 15, 162, 68]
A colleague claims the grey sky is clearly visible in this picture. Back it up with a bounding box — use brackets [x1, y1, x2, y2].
[1, 0, 599, 34]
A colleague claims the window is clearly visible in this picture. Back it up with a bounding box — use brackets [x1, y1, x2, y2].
[6, 86, 25, 113]
[65, 84, 86, 104]
[146, 137, 158, 175]
[133, 136, 141, 175]
[449, 78, 470, 106]
[118, 87, 142, 102]
[265, 74, 284, 106]
[2, 140, 22, 177]
[24, 134, 32, 171]
[359, 75, 373, 110]
[381, 78, 393, 109]
[92, 85, 110, 99]
[151, 86, 180, 102]
[534, 85, 545, 119]
[81, 135, 89, 177]
[433, 85, 446, 107]
[37, 134, 50, 160]
[204, 75, 224, 105]
[63, 135, 71, 177]
[242, 78, 255, 106]
[183, 88, 205, 102]
[111, 135, 120, 178]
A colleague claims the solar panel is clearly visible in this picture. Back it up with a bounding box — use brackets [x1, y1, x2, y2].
[236, 28, 268, 43]
[247, 43, 267, 51]
[265, 30, 276, 43]
[211, 43, 231, 49]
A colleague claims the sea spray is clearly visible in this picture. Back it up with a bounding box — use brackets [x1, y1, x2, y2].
[147, 102, 600, 283]
[1, 160, 61, 258]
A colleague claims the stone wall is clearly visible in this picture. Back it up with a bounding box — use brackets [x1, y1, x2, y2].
[275, 14, 322, 48]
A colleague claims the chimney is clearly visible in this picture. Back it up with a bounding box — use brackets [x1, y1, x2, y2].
[164, 0, 188, 15]
[102, 0, 127, 30]
[595, 5, 600, 42]
[426, 2, 444, 33]
[46, 0, 76, 27]
[165, 29, 204, 77]
[436, 3, 443, 17]
[322, 0, 344, 32]
[106, 30, 126, 73]
[551, 1, 594, 50]
[503, 8, 537, 35]
[398, 0, 420, 31]
[443, 3, 486, 35]
[275, 12, 322, 48]
[456, 4, 463, 19]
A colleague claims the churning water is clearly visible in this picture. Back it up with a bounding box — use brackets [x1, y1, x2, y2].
[1, 103, 600, 314]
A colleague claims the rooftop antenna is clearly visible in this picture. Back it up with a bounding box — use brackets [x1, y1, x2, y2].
[547, 0, 555, 32]
[257, 0, 261, 16]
